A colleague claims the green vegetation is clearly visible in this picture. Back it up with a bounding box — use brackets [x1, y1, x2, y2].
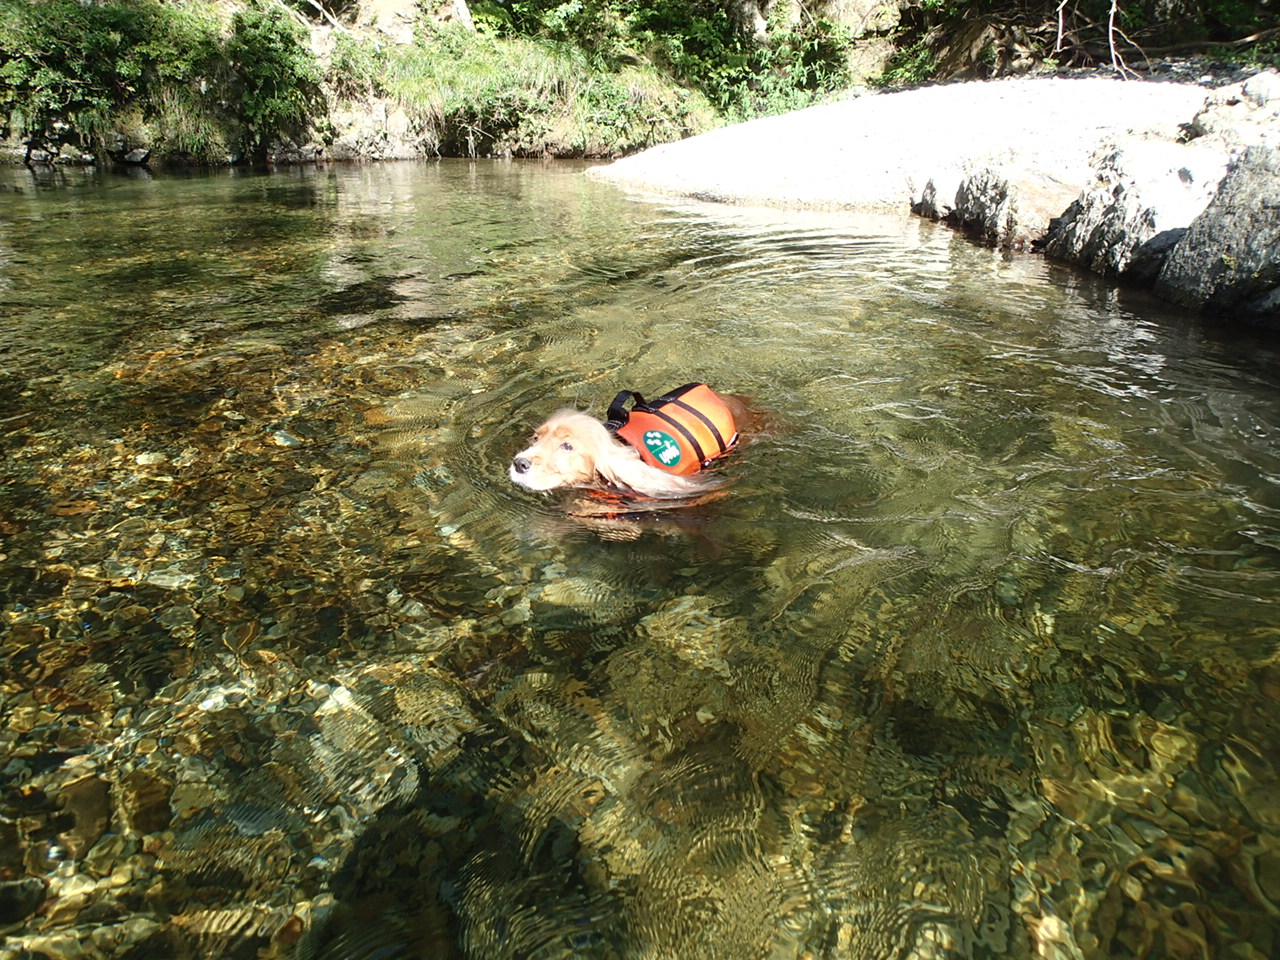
[470, 0, 855, 120]
[378, 24, 713, 156]
[877, 37, 937, 88]
[0, 0, 205, 156]
[226, 6, 322, 143]
[0, 0, 1276, 163]
[0, 0, 320, 161]
[327, 30, 388, 103]
[0, 0, 855, 162]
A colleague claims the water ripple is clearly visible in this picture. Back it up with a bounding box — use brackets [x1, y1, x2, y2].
[5, 162, 1280, 960]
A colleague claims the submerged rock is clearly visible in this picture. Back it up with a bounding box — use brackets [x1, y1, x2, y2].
[0, 877, 47, 925]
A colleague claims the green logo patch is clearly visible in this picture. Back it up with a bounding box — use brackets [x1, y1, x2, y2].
[643, 429, 682, 467]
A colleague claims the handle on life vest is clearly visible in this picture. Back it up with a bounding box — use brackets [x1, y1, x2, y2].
[605, 391, 644, 432]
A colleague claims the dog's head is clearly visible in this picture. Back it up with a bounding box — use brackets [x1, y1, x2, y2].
[509, 411, 616, 491]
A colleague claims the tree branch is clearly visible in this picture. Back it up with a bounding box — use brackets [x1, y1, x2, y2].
[267, 0, 347, 32]
[302, 0, 347, 32]
[1107, 0, 1146, 79]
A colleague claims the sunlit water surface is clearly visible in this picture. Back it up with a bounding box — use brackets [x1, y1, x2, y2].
[3, 161, 1280, 960]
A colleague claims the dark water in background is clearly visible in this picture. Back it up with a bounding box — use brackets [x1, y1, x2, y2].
[2, 160, 1280, 959]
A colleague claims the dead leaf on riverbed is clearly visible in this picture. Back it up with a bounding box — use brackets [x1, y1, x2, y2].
[361, 404, 392, 425]
[48, 500, 97, 516]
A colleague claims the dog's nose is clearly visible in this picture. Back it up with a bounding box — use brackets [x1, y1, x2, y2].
[512, 457, 531, 474]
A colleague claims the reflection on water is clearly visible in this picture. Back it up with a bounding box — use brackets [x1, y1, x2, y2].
[2, 161, 1279, 960]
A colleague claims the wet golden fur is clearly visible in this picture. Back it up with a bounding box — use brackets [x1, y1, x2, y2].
[509, 410, 724, 498]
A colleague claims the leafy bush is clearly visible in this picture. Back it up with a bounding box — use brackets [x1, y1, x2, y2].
[876, 38, 939, 88]
[0, 0, 180, 146]
[226, 4, 321, 143]
[0, 0, 322, 160]
[471, 0, 854, 121]
[725, 15, 855, 121]
[568, 67, 714, 154]
[328, 31, 389, 101]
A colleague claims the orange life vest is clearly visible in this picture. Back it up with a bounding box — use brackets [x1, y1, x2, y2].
[605, 383, 738, 476]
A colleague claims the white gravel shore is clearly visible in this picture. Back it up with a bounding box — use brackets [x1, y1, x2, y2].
[586, 77, 1210, 215]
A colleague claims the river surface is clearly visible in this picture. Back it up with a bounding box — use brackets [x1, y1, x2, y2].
[2, 161, 1279, 960]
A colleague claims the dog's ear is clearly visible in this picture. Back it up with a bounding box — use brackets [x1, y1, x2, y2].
[597, 454, 722, 499]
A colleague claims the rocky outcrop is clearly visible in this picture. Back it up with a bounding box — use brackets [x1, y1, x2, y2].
[1152, 146, 1280, 321]
[1042, 72, 1280, 324]
[1039, 138, 1229, 281]
[821, 0, 902, 80]
[589, 77, 1208, 234]
[945, 163, 1083, 250]
[588, 70, 1280, 326]
[1186, 70, 1280, 149]
[324, 102, 429, 161]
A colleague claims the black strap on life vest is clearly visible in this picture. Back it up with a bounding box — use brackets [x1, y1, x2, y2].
[664, 387, 731, 459]
[646, 404, 709, 465]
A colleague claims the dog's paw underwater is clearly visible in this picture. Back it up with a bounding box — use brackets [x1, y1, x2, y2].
[510, 383, 743, 502]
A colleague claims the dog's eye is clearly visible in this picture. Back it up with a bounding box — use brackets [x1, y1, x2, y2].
[559, 442, 574, 451]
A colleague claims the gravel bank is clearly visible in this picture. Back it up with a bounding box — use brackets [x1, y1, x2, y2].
[586, 76, 1210, 213]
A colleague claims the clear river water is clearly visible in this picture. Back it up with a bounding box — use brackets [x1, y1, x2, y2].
[2, 160, 1279, 960]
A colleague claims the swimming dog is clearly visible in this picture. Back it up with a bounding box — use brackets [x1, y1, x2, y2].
[510, 383, 741, 498]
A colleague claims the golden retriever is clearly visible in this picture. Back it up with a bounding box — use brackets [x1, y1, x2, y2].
[510, 410, 727, 499]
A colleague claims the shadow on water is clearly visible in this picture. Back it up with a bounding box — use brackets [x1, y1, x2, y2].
[2, 161, 1280, 960]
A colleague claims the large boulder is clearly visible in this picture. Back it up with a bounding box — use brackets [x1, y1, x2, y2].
[947, 163, 1084, 250]
[1040, 71, 1280, 319]
[327, 102, 426, 160]
[1185, 71, 1280, 149]
[1153, 146, 1280, 324]
[1039, 137, 1228, 281]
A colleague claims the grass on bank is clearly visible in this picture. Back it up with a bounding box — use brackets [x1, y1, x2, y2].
[0, 0, 717, 161]
[370, 26, 716, 157]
